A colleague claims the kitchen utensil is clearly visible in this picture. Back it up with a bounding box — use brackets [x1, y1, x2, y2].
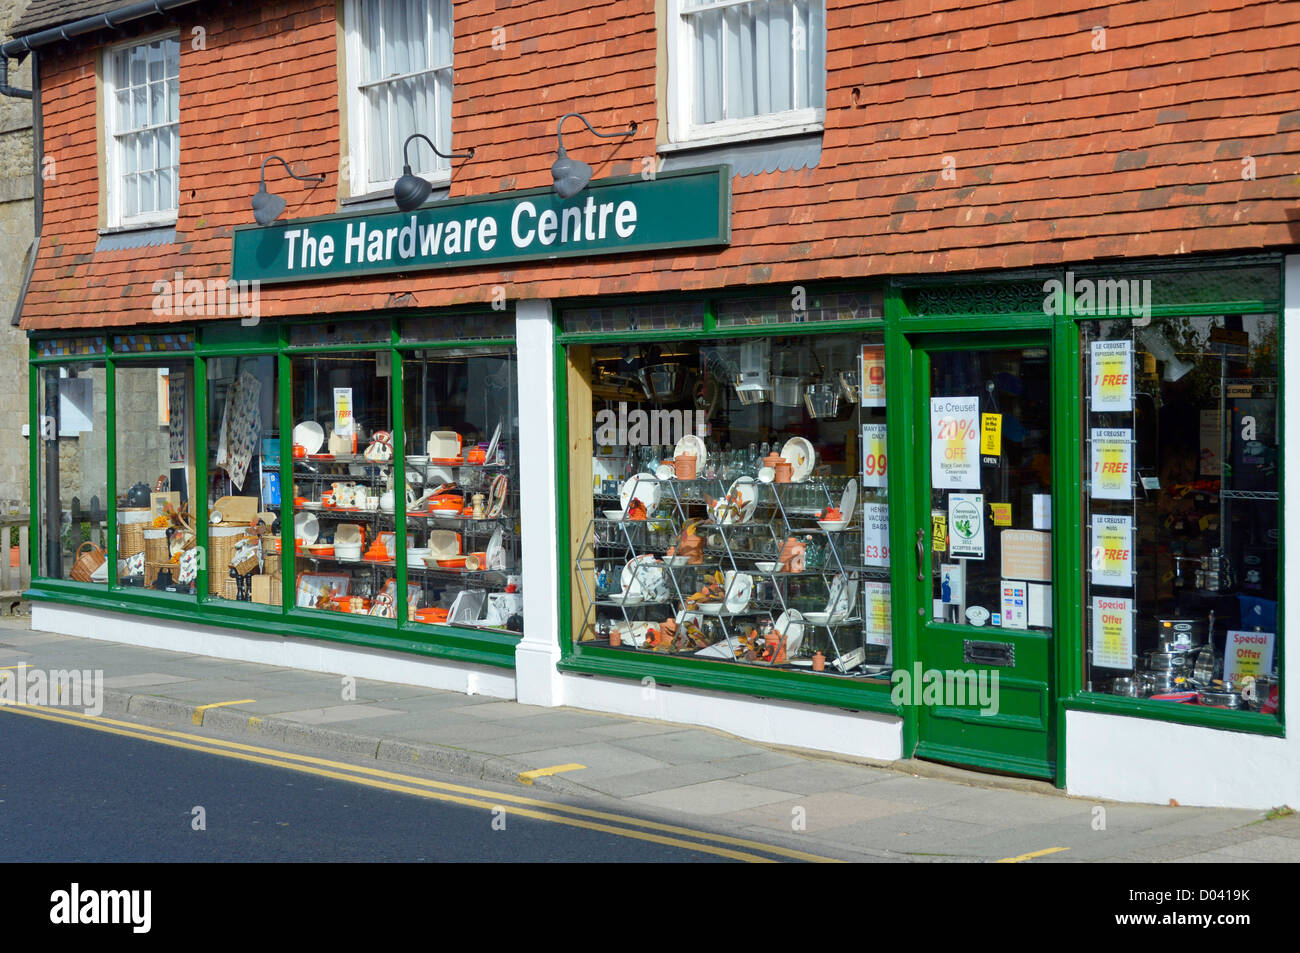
[804, 382, 840, 418]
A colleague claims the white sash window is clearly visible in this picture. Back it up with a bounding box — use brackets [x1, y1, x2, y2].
[345, 0, 454, 196]
[670, 0, 826, 143]
[104, 35, 180, 228]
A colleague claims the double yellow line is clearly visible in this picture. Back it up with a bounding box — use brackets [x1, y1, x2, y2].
[0, 704, 842, 863]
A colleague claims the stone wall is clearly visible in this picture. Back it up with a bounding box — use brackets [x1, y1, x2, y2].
[0, 0, 34, 511]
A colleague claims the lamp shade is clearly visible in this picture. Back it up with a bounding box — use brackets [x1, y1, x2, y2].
[251, 185, 287, 226]
[551, 152, 593, 200]
[394, 165, 433, 212]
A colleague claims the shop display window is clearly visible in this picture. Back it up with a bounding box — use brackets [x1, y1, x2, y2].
[1080, 315, 1281, 718]
[205, 356, 279, 605]
[114, 360, 196, 594]
[290, 352, 397, 620]
[402, 348, 521, 632]
[37, 363, 108, 583]
[570, 331, 890, 677]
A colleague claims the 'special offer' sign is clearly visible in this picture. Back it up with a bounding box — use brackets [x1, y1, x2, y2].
[231, 166, 731, 284]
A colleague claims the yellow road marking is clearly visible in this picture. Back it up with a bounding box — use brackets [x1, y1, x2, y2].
[996, 846, 1070, 863]
[518, 763, 586, 785]
[0, 705, 842, 863]
[191, 699, 256, 725]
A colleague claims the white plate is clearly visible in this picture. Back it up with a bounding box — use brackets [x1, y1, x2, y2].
[621, 554, 667, 601]
[673, 433, 707, 472]
[618, 474, 660, 514]
[781, 437, 815, 482]
[293, 421, 325, 455]
[294, 512, 319, 545]
[803, 611, 832, 625]
[486, 526, 505, 570]
[715, 477, 758, 524]
[484, 421, 502, 466]
[722, 570, 752, 614]
[966, 605, 990, 627]
[775, 608, 806, 657]
[607, 591, 644, 606]
[840, 478, 858, 526]
[825, 572, 856, 621]
[757, 466, 775, 484]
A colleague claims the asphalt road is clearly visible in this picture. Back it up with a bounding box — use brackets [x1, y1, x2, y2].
[0, 709, 739, 862]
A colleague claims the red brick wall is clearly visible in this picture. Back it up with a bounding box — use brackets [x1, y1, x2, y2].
[20, 0, 1300, 329]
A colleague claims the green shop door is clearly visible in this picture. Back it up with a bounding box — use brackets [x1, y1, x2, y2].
[903, 334, 1057, 780]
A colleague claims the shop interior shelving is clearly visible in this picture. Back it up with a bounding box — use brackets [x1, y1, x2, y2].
[576, 471, 885, 676]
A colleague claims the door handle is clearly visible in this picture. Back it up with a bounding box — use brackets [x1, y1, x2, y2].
[915, 527, 925, 581]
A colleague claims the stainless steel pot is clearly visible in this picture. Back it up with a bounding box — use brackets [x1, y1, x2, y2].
[1142, 671, 1190, 694]
[1110, 676, 1145, 698]
[1196, 689, 1242, 709]
[1144, 651, 1191, 673]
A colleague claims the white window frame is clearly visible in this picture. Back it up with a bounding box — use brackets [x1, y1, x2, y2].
[343, 0, 455, 197]
[666, 0, 826, 145]
[102, 31, 180, 230]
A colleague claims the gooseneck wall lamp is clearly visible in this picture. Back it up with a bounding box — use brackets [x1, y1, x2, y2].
[394, 133, 474, 212]
[251, 155, 327, 225]
[551, 112, 637, 199]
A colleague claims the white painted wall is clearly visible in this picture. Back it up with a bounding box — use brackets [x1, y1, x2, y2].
[1064, 254, 1298, 810]
[31, 603, 517, 699]
[558, 672, 904, 761]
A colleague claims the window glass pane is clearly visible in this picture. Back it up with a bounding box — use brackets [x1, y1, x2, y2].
[206, 356, 280, 605]
[37, 363, 108, 583]
[165, 36, 180, 77]
[570, 332, 891, 678]
[1080, 314, 1280, 718]
[129, 44, 146, 86]
[289, 353, 396, 622]
[132, 85, 147, 129]
[402, 348, 522, 632]
[115, 361, 195, 596]
[115, 88, 131, 129]
[147, 40, 164, 82]
[123, 172, 139, 218]
[139, 169, 157, 215]
[150, 80, 165, 125]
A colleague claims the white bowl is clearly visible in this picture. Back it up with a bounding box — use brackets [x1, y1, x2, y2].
[662, 555, 691, 568]
[607, 591, 643, 606]
[603, 509, 626, 521]
[817, 519, 850, 532]
[753, 561, 778, 573]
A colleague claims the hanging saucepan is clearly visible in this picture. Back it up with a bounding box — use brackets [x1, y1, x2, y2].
[638, 363, 686, 401]
[804, 382, 841, 419]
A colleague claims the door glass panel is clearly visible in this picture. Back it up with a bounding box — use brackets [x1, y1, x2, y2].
[928, 346, 1052, 632]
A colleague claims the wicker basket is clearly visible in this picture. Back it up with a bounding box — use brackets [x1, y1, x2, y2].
[209, 525, 249, 594]
[117, 507, 152, 558]
[143, 528, 170, 565]
[222, 575, 240, 600]
[145, 560, 175, 587]
[69, 542, 106, 583]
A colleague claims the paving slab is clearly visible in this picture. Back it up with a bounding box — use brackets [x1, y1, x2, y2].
[722, 791, 922, 833]
[733, 760, 898, 795]
[102, 673, 196, 688]
[568, 760, 743, 799]
[611, 729, 770, 765]
[818, 813, 988, 857]
[501, 742, 670, 781]
[273, 704, 408, 725]
[624, 779, 801, 816]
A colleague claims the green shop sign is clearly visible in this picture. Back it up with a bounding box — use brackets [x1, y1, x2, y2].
[231, 165, 731, 284]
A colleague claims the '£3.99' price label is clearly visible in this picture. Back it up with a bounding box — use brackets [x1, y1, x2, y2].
[862, 424, 887, 488]
[863, 502, 890, 568]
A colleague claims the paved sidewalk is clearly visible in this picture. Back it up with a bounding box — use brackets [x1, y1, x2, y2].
[2, 614, 1296, 862]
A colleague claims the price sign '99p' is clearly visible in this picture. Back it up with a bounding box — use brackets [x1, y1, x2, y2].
[862, 424, 887, 488]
